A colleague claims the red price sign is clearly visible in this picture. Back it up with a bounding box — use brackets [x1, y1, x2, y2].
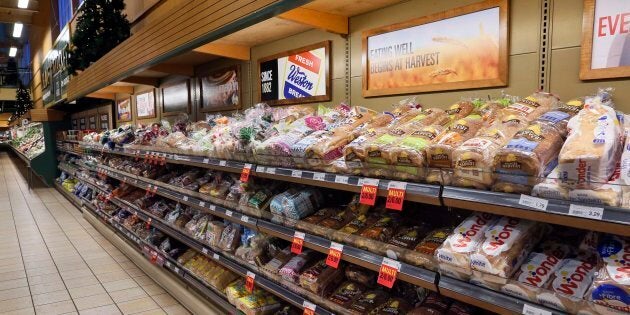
[145, 218, 152, 230]
[291, 231, 305, 254]
[150, 251, 158, 264]
[245, 271, 256, 293]
[241, 164, 252, 183]
[377, 257, 401, 288]
[359, 178, 379, 206]
[144, 153, 149, 163]
[385, 181, 407, 211]
[302, 301, 316, 315]
[326, 242, 343, 269]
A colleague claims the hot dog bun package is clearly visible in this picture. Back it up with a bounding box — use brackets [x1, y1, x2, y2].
[435, 213, 499, 273]
[586, 235, 630, 314]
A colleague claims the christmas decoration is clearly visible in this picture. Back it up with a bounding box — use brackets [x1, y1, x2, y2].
[66, 0, 130, 75]
[13, 86, 33, 119]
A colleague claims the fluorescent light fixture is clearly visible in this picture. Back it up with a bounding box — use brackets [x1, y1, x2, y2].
[9, 47, 17, 57]
[17, 0, 29, 8]
[12, 23, 23, 38]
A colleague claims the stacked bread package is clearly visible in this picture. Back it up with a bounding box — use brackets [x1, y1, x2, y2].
[586, 235, 630, 314]
[536, 256, 598, 313]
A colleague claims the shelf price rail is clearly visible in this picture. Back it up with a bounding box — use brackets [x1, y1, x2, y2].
[80, 198, 238, 313]
[74, 141, 630, 237]
[87, 163, 561, 315]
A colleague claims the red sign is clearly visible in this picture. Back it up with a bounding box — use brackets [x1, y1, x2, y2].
[377, 258, 401, 288]
[302, 301, 316, 315]
[385, 181, 407, 211]
[291, 231, 305, 255]
[326, 242, 343, 269]
[289, 51, 321, 74]
[240, 164, 252, 183]
[245, 271, 255, 293]
[145, 218, 152, 230]
[359, 178, 379, 206]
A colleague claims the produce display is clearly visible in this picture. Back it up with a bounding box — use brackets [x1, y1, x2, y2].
[78, 88, 630, 208]
[10, 123, 45, 159]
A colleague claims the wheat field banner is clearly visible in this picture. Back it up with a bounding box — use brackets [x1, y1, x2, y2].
[362, 0, 508, 97]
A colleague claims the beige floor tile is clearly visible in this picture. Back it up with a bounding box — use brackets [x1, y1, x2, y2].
[74, 292, 114, 311]
[32, 289, 70, 306]
[140, 284, 165, 296]
[95, 271, 131, 283]
[0, 307, 35, 315]
[0, 270, 26, 282]
[151, 293, 178, 308]
[68, 284, 107, 299]
[91, 264, 124, 275]
[29, 282, 66, 295]
[108, 287, 148, 304]
[78, 304, 121, 315]
[0, 286, 31, 302]
[131, 276, 155, 287]
[1, 296, 33, 313]
[132, 310, 166, 315]
[161, 305, 190, 315]
[28, 273, 62, 285]
[60, 268, 93, 280]
[102, 279, 138, 293]
[64, 276, 100, 289]
[34, 300, 77, 315]
[24, 266, 57, 277]
[116, 297, 159, 315]
[0, 278, 28, 291]
[123, 268, 144, 278]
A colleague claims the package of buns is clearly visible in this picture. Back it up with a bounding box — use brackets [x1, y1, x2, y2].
[536, 256, 598, 313]
[388, 124, 446, 170]
[359, 213, 400, 243]
[425, 168, 453, 186]
[531, 166, 570, 200]
[279, 250, 317, 283]
[559, 94, 622, 189]
[235, 291, 282, 315]
[586, 234, 630, 313]
[435, 213, 499, 271]
[427, 114, 485, 169]
[408, 292, 450, 315]
[569, 162, 623, 206]
[503, 92, 559, 122]
[328, 281, 366, 307]
[470, 217, 544, 278]
[349, 290, 389, 314]
[405, 227, 453, 269]
[298, 259, 344, 296]
[501, 240, 574, 302]
[446, 100, 477, 122]
[492, 119, 565, 191]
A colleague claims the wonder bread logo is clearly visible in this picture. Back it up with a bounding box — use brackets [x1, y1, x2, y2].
[284, 51, 321, 99]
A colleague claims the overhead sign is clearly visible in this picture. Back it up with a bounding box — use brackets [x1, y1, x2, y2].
[41, 26, 70, 107]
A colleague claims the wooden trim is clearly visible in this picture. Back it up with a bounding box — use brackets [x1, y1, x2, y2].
[149, 64, 195, 77]
[161, 80, 191, 116]
[257, 40, 331, 106]
[135, 90, 157, 119]
[199, 65, 242, 113]
[579, 0, 630, 80]
[361, 0, 509, 97]
[87, 92, 116, 100]
[278, 7, 348, 35]
[193, 43, 250, 60]
[96, 86, 135, 95]
[121, 76, 160, 87]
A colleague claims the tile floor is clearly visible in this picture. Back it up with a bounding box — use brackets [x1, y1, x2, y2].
[0, 152, 191, 315]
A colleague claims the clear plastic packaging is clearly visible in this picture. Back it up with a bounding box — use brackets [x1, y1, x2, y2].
[536, 257, 598, 313]
[427, 114, 485, 169]
[586, 234, 630, 313]
[531, 166, 570, 200]
[503, 92, 560, 122]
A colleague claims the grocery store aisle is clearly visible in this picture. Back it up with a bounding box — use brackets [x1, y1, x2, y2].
[0, 152, 190, 315]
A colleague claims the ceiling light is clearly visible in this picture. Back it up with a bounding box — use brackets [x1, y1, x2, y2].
[17, 0, 29, 9]
[9, 47, 17, 57]
[12, 23, 23, 38]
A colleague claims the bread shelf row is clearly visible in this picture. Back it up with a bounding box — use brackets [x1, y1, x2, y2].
[63, 162, 562, 315]
[72, 141, 630, 237]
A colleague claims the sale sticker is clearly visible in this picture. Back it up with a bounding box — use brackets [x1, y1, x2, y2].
[291, 231, 305, 254]
[326, 242, 343, 269]
[377, 257, 401, 288]
[359, 178, 379, 206]
[385, 181, 407, 211]
[241, 164, 252, 182]
[302, 301, 316, 315]
[245, 271, 256, 293]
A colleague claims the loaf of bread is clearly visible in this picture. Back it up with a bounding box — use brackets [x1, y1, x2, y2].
[569, 162, 623, 206]
[537, 257, 598, 313]
[586, 235, 630, 314]
[503, 92, 559, 122]
[427, 115, 485, 169]
[531, 166, 570, 201]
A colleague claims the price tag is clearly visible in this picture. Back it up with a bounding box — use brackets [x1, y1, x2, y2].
[302, 301, 316, 315]
[291, 231, 305, 254]
[326, 242, 343, 269]
[256, 166, 265, 173]
[519, 194, 548, 211]
[203, 158, 209, 164]
[174, 267, 180, 274]
[219, 160, 227, 167]
[241, 164, 252, 183]
[291, 170, 303, 178]
[160, 155, 166, 166]
[385, 181, 407, 211]
[313, 172, 325, 181]
[183, 196, 189, 202]
[522, 304, 552, 315]
[241, 215, 249, 223]
[202, 248, 209, 255]
[210, 204, 216, 211]
[359, 178, 379, 206]
[145, 218, 152, 230]
[199, 201, 205, 207]
[334, 175, 349, 184]
[213, 253, 219, 260]
[245, 271, 256, 293]
[226, 210, 233, 217]
[569, 204, 604, 220]
[377, 257, 401, 288]
[266, 167, 276, 174]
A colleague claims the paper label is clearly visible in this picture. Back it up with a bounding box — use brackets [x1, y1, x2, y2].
[225, 210, 233, 217]
[326, 242, 343, 269]
[245, 271, 256, 293]
[256, 166, 265, 173]
[202, 248, 208, 254]
[213, 253, 219, 260]
[519, 194, 548, 211]
[291, 170, 303, 178]
[568, 204, 603, 220]
[385, 181, 407, 211]
[378, 257, 401, 288]
[182, 196, 189, 202]
[266, 167, 276, 174]
[241, 215, 249, 223]
[241, 164, 252, 183]
[219, 160, 227, 166]
[292, 231, 305, 254]
[199, 201, 205, 207]
[359, 178, 379, 206]
[203, 158, 209, 164]
[522, 304, 552, 315]
[313, 172, 325, 181]
[302, 301, 316, 315]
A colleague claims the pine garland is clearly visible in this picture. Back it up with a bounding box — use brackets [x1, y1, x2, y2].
[13, 86, 33, 120]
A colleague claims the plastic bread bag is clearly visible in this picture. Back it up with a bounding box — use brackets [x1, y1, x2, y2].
[470, 217, 545, 278]
[278, 250, 317, 283]
[452, 114, 529, 189]
[268, 188, 323, 220]
[387, 124, 448, 179]
[349, 290, 390, 314]
[298, 259, 344, 296]
[558, 95, 621, 189]
[328, 281, 366, 307]
[501, 240, 574, 302]
[531, 166, 570, 200]
[435, 213, 499, 271]
[218, 222, 241, 253]
[540, 97, 586, 138]
[569, 162, 623, 206]
[425, 168, 453, 186]
[405, 227, 453, 269]
[585, 234, 630, 314]
[492, 118, 565, 191]
[427, 114, 485, 169]
[446, 99, 480, 122]
[621, 125, 630, 208]
[536, 256, 598, 313]
[369, 297, 412, 315]
[235, 291, 281, 315]
[503, 92, 560, 122]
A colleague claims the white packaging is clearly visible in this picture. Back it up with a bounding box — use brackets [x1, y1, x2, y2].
[536, 258, 597, 313]
[435, 213, 499, 270]
[531, 166, 570, 200]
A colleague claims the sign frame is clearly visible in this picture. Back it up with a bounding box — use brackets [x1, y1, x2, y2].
[199, 65, 242, 112]
[161, 80, 191, 116]
[361, 0, 509, 97]
[257, 41, 331, 106]
[116, 97, 132, 122]
[135, 90, 157, 119]
[580, 0, 630, 80]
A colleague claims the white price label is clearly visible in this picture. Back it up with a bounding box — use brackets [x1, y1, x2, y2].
[174, 267, 180, 274]
[244, 163, 253, 169]
[335, 175, 349, 184]
[203, 158, 209, 164]
[199, 201, 205, 207]
[294, 231, 306, 240]
[302, 301, 316, 312]
[225, 210, 233, 217]
[219, 160, 227, 166]
[256, 166, 265, 173]
[241, 215, 249, 223]
[209, 205, 216, 211]
[202, 248, 208, 254]
[213, 253, 220, 260]
[519, 194, 548, 211]
[382, 257, 402, 271]
[569, 204, 604, 220]
[291, 170, 303, 178]
[313, 172, 325, 181]
[360, 178, 380, 187]
[182, 196, 189, 202]
[266, 167, 276, 174]
[165, 261, 171, 268]
[522, 304, 552, 315]
[246, 271, 256, 279]
[387, 181, 407, 190]
[330, 242, 344, 252]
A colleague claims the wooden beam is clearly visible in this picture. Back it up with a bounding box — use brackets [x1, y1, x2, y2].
[148, 64, 194, 77]
[0, 0, 39, 10]
[0, 12, 32, 24]
[279, 7, 348, 35]
[120, 76, 160, 87]
[95, 86, 135, 94]
[193, 43, 250, 60]
[87, 92, 116, 100]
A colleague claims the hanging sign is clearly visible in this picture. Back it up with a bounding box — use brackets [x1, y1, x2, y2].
[259, 41, 331, 106]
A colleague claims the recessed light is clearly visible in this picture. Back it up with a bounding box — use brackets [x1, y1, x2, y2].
[17, 0, 29, 9]
[12, 23, 23, 38]
[9, 47, 17, 57]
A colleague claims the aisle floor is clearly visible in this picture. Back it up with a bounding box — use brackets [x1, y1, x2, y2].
[0, 152, 191, 315]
